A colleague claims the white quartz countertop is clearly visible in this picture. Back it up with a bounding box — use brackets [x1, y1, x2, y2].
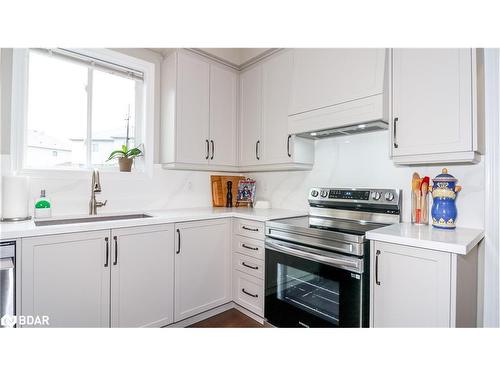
[366, 223, 485, 255]
[0, 207, 307, 240]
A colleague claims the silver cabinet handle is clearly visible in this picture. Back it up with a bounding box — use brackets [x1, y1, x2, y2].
[242, 288, 258, 298]
[242, 225, 258, 232]
[210, 140, 214, 160]
[176, 229, 181, 254]
[242, 261, 258, 270]
[256, 140, 260, 160]
[205, 140, 209, 160]
[242, 243, 258, 251]
[113, 236, 118, 266]
[287, 135, 292, 157]
[375, 250, 381, 285]
[393, 117, 399, 149]
[104, 237, 109, 267]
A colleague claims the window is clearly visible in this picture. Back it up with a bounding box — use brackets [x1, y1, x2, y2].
[15, 48, 150, 171]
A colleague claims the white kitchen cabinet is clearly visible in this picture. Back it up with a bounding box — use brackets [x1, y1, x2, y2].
[391, 48, 484, 164]
[288, 48, 387, 135]
[209, 63, 238, 166]
[370, 241, 478, 328]
[110, 224, 174, 328]
[21, 230, 111, 328]
[239, 64, 262, 166]
[239, 50, 314, 170]
[232, 218, 265, 317]
[174, 219, 231, 322]
[161, 49, 238, 171]
[21, 225, 175, 328]
[262, 50, 314, 167]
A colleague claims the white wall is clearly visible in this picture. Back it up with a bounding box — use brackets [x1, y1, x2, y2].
[249, 131, 485, 229]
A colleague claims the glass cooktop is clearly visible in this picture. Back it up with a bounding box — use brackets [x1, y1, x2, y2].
[270, 216, 385, 236]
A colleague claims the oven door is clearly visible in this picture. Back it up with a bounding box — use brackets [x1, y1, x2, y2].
[265, 239, 365, 328]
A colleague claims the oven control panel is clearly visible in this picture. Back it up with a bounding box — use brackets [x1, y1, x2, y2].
[309, 188, 400, 205]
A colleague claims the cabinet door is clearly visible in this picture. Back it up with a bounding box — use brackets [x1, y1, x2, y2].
[176, 51, 210, 164]
[289, 48, 385, 115]
[239, 64, 262, 166]
[392, 49, 472, 156]
[174, 219, 231, 322]
[209, 64, 238, 166]
[372, 242, 451, 327]
[110, 224, 174, 328]
[21, 230, 110, 327]
[261, 50, 294, 165]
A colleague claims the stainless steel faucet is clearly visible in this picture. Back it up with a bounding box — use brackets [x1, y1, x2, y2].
[89, 169, 107, 215]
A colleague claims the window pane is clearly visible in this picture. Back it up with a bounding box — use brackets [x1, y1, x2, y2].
[91, 69, 137, 166]
[26, 51, 88, 168]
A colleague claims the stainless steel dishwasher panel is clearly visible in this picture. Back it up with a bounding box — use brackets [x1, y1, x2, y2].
[0, 241, 16, 326]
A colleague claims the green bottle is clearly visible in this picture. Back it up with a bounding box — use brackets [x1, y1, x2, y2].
[35, 189, 52, 218]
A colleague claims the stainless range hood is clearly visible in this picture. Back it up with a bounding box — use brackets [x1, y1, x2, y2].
[295, 120, 388, 140]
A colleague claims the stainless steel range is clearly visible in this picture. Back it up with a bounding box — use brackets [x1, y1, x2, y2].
[264, 187, 401, 328]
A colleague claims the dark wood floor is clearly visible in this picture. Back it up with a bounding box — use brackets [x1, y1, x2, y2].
[189, 308, 270, 328]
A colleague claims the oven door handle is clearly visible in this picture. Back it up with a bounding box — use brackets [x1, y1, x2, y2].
[266, 241, 362, 273]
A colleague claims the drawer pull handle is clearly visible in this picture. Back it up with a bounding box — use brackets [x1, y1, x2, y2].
[242, 244, 259, 251]
[242, 288, 258, 298]
[242, 225, 258, 232]
[242, 262, 258, 270]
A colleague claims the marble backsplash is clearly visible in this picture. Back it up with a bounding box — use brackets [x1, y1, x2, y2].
[1, 131, 485, 229]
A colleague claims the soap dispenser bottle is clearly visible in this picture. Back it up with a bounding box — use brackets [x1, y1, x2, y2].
[34, 189, 52, 219]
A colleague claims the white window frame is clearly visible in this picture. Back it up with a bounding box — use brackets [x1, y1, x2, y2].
[10, 48, 155, 178]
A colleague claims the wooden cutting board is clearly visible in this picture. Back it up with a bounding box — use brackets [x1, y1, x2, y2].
[211, 175, 247, 207]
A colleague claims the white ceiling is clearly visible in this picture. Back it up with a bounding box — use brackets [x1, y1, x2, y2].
[149, 48, 270, 66]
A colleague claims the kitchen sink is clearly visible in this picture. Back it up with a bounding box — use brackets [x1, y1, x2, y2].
[34, 213, 153, 226]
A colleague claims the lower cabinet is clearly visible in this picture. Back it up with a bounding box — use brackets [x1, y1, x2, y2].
[232, 219, 265, 317]
[370, 241, 478, 328]
[110, 225, 174, 327]
[21, 224, 175, 328]
[21, 230, 111, 328]
[174, 219, 231, 322]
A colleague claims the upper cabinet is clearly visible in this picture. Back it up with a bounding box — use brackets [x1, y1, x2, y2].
[161, 50, 238, 171]
[288, 49, 387, 135]
[391, 49, 484, 164]
[239, 50, 314, 171]
[209, 64, 238, 167]
[239, 64, 263, 167]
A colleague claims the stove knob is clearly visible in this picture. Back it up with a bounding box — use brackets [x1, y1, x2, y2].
[320, 190, 328, 198]
[371, 191, 381, 201]
[311, 190, 319, 198]
[385, 192, 395, 201]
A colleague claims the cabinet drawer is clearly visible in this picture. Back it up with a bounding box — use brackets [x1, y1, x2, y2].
[233, 251, 264, 279]
[233, 270, 264, 317]
[233, 219, 265, 240]
[233, 236, 265, 260]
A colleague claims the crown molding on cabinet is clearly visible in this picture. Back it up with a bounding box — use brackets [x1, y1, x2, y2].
[150, 48, 282, 71]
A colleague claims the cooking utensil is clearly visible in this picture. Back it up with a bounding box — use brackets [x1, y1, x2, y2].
[412, 173, 421, 223]
[421, 176, 430, 224]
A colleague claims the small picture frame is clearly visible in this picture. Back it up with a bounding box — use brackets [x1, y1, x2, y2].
[236, 179, 256, 207]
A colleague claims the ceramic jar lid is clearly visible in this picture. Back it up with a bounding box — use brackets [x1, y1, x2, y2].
[432, 168, 457, 183]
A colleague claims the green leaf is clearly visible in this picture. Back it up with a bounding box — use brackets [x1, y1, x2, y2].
[121, 144, 128, 153]
[106, 150, 126, 161]
[125, 147, 142, 158]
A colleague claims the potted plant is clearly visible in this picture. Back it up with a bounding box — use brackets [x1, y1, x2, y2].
[106, 144, 143, 172]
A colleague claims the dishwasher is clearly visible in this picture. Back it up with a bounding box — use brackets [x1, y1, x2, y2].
[1, 241, 16, 327]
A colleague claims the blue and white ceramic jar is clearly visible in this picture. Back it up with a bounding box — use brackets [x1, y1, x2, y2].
[429, 168, 462, 229]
